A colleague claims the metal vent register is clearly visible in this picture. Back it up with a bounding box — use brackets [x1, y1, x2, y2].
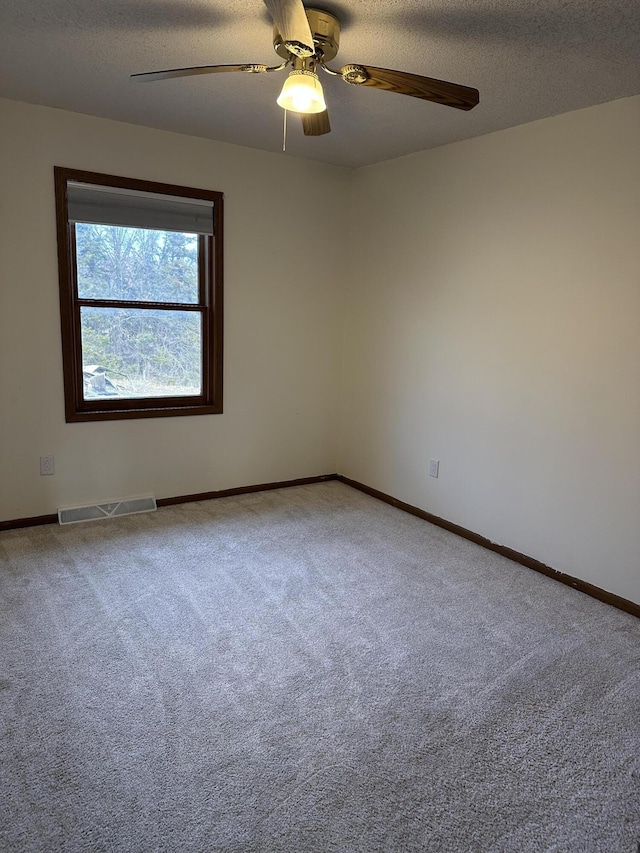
[58, 496, 157, 525]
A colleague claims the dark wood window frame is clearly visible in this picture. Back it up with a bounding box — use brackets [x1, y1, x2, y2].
[54, 167, 223, 422]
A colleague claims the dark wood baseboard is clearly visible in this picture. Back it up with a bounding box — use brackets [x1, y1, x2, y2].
[337, 474, 640, 620]
[156, 474, 338, 507]
[0, 512, 59, 531]
[0, 474, 338, 531]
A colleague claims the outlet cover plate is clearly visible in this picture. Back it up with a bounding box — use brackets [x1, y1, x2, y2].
[40, 455, 55, 476]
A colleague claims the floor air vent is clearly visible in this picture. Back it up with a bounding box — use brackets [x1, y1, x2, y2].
[58, 496, 157, 525]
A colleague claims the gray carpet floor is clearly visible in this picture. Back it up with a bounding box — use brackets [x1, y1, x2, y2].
[1, 481, 639, 852]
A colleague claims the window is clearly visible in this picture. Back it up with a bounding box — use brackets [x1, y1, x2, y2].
[54, 168, 223, 421]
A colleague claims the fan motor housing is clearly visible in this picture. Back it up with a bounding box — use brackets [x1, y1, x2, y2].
[273, 8, 340, 61]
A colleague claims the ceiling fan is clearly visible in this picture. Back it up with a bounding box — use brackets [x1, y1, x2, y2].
[132, 0, 479, 137]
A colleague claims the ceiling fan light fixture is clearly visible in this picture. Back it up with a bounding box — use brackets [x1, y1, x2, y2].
[277, 69, 326, 114]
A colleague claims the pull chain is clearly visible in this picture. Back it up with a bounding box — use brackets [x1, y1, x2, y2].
[282, 108, 287, 152]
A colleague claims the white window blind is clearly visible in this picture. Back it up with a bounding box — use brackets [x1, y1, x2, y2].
[67, 182, 215, 235]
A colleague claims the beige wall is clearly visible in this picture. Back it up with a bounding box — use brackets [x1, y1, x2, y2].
[0, 98, 349, 519]
[339, 95, 640, 603]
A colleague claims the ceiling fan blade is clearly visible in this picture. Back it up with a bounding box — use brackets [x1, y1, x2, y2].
[343, 65, 479, 111]
[264, 0, 315, 57]
[301, 110, 331, 136]
[131, 64, 264, 82]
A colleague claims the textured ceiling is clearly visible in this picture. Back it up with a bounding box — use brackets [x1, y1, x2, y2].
[1, 0, 639, 168]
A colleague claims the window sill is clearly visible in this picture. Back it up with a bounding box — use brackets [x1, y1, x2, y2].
[65, 403, 223, 422]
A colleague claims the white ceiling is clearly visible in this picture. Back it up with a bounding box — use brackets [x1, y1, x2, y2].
[1, 0, 639, 168]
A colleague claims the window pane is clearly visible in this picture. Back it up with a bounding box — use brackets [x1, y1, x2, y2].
[76, 224, 199, 303]
[80, 307, 203, 400]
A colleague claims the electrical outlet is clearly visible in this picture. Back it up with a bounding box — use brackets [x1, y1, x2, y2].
[429, 459, 439, 478]
[40, 456, 55, 476]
